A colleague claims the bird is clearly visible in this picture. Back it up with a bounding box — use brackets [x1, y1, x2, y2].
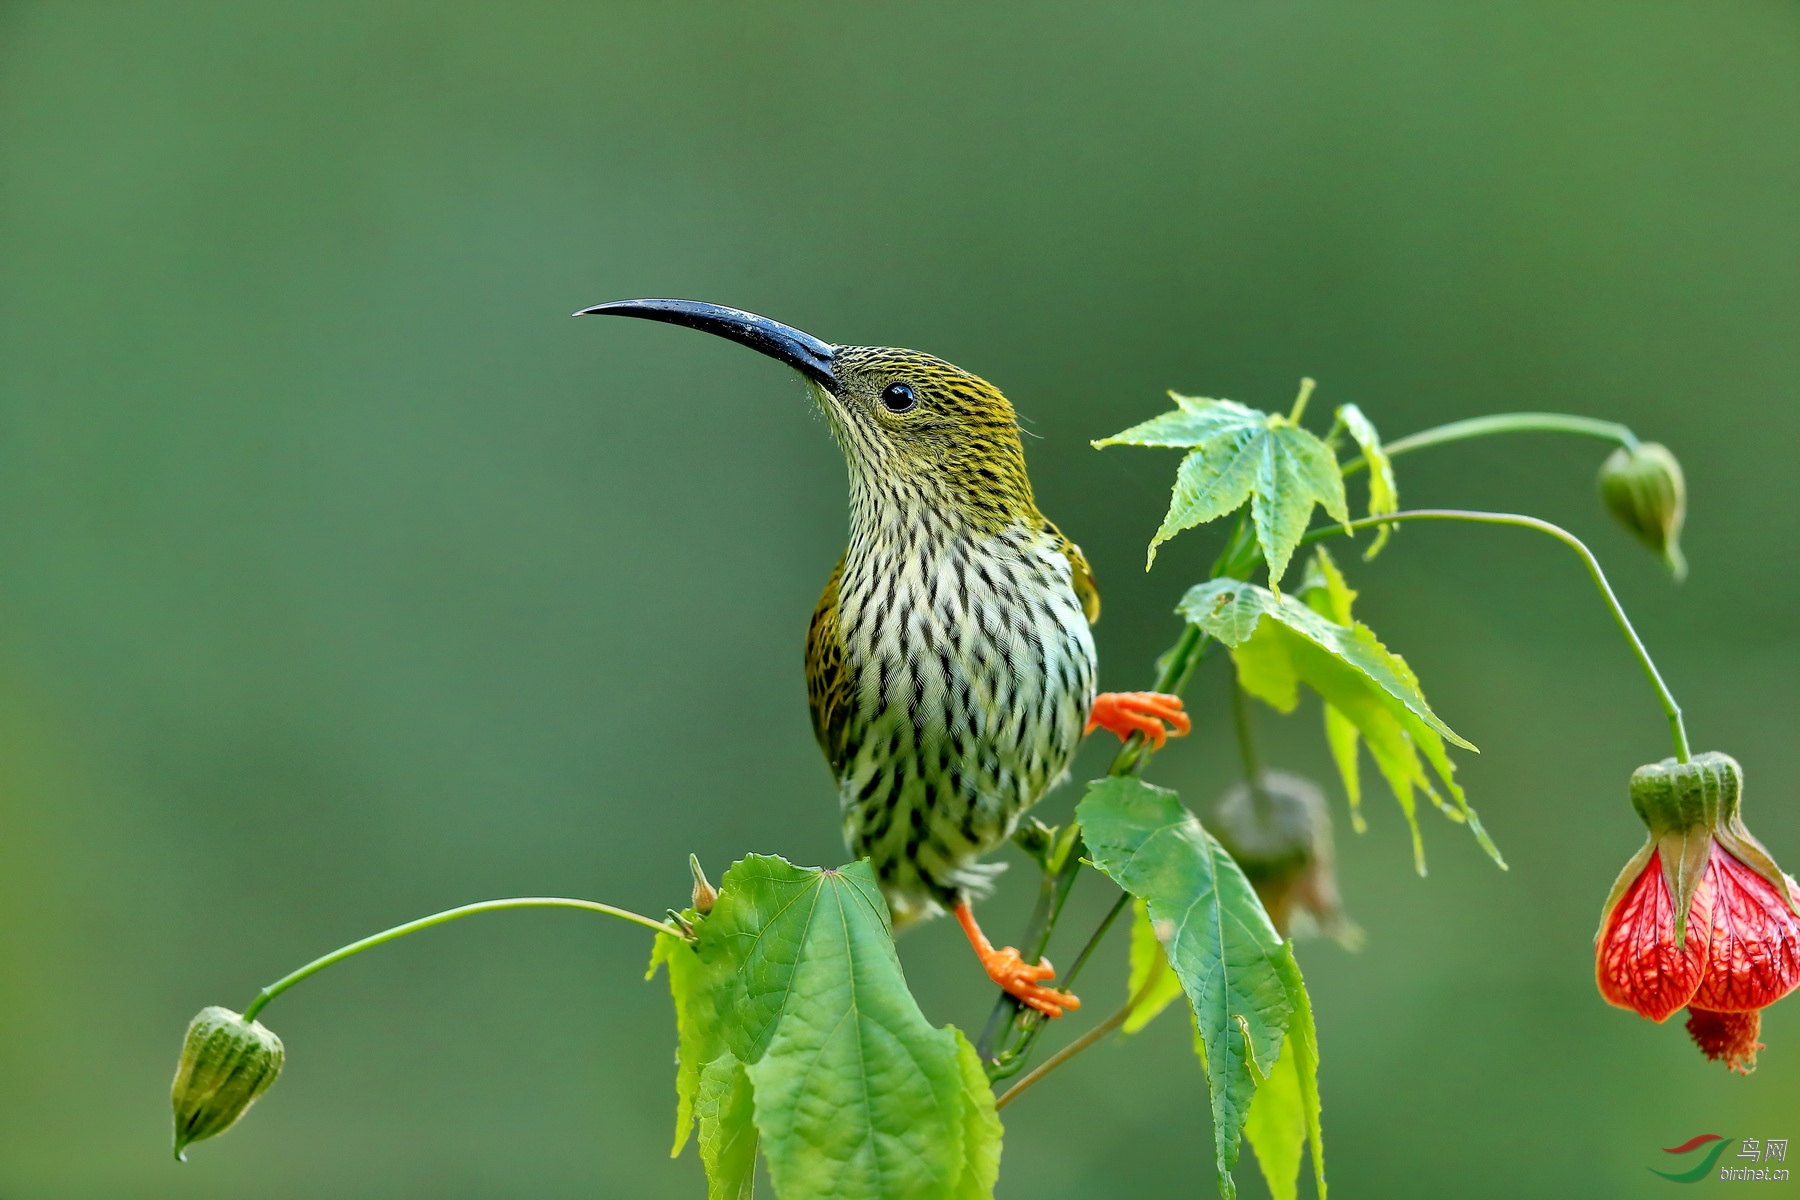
[578, 299, 1188, 1017]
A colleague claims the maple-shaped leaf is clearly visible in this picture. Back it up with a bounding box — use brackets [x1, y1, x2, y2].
[1179, 549, 1504, 874]
[1095, 389, 1350, 585]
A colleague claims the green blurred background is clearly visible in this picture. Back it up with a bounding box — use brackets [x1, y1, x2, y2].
[2, 3, 1797, 1196]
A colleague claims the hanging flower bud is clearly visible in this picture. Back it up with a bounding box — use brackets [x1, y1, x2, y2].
[688, 854, 717, 915]
[1211, 770, 1362, 949]
[1011, 818, 1057, 869]
[1598, 442, 1688, 580]
[170, 1006, 284, 1160]
[1595, 753, 1800, 1072]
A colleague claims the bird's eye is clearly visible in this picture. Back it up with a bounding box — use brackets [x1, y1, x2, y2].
[880, 383, 917, 413]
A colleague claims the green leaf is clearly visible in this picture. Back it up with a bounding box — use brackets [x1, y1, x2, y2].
[696, 1053, 759, 1200]
[1323, 705, 1366, 834]
[648, 922, 727, 1158]
[1185, 551, 1503, 873]
[1281, 628, 1436, 874]
[1245, 954, 1326, 1200]
[1299, 550, 1503, 868]
[680, 855, 999, 1200]
[1178, 575, 1474, 751]
[1122, 898, 1186, 1035]
[1298, 545, 1357, 625]
[1406, 711, 1503, 868]
[1253, 424, 1351, 586]
[1337, 403, 1397, 559]
[1095, 395, 1349, 582]
[950, 1032, 1003, 1200]
[1198, 575, 1279, 648]
[1078, 778, 1294, 1200]
[651, 922, 759, 1198]
[1147, 426, 1264, 567]
[1092, 392, 1264, 449]
[1230, 616, 1301, 713]
[1242, 1042, 1302, 1198]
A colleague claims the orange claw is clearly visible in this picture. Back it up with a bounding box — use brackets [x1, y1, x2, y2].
[1086, 691, 1190, 751]
[954, 901, 1080, 1019]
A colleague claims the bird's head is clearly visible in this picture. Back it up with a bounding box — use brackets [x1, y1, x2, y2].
[579, 299, 1037, 531]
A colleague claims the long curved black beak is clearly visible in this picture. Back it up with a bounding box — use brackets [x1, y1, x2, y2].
[575, 298, 837, 389]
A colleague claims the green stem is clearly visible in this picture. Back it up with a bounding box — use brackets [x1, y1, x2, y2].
[1060, 891, 1131, 991]
[1287, 377, 1317, 426]
[1230, 675, 1263, 787]
[993, 967, 1167, 1111]
[979, 849, 1088, 1074]
[983, 625, 1215, 1078]
[1106, 623, 1212, 778]
[986, 629, 1224, 1079]
[1301, 508, 1690, 762]
[975, 876, 1050, 1055]
[242, 898, 680, 1022]
[1341, 412, 1637, 476]
[982, 509, 1243, 1075]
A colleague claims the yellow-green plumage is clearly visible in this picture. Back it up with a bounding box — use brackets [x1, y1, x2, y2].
[579, 300, 1104, 931]
[800, 346, 1100, 926]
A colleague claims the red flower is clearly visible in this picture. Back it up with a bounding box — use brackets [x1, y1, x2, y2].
[1595, 753, 1800, 1073]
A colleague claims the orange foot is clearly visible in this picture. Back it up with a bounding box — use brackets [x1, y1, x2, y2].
[1086, 691, 1190, 751]
[954, 901, 1080, 1019]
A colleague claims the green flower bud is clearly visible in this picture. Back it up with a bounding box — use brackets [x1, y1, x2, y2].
[170, 1006, 284, 1161]
[1010, 818, 1056, 868]
[1010, 817, 1081, 875]
[1598, 442, 1687, 580]
[1211, 770, 1362, 949]
[688, 854, 718, 915]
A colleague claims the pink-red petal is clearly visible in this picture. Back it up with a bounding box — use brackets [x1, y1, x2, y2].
[1597, 850, 1706, 1021]
[1688, 844, 1800, 1012]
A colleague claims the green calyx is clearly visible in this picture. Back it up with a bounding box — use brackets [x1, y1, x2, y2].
[1209, 770, 1361, 949]
[170, 1006, 284, 1161]
[1618, 753, 1798, 947]
[1630, 752, 1741, 838]
[1598, 442, 1687, 580]
[1211, 771, 1323, 879]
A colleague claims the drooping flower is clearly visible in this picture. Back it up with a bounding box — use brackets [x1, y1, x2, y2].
[1211, 769, 1363, 949]
[1595, 752, 1800, 1073]
[171, 1006, 284, 1159]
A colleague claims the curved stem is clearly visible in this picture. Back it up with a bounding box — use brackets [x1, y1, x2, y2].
[1107, 624, 1215, 777]
[1302, 509, 1690, 762]
[994, 969, 1166, 1111]
[1061, 892, 1130, 991]
[1341, 412, 1637, 476]
[1287, 377, 1317, 426]
[243, 898, 680, 1022]
[1230, 675, 1263, 786]
[981, 855, 1091, 1076]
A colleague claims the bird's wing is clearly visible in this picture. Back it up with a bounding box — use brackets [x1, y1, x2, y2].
[805, 555, 855, 772]
[1043, 518, 1101, 625]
